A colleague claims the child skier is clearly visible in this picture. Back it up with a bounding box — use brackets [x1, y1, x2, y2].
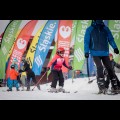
[47, 47, 72, 93]
[11, 58, 24, 90]
[104, 53, 120, 93]
[7, 64, 20, 91]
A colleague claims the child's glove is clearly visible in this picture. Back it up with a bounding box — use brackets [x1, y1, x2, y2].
[68, 66, 73, 70]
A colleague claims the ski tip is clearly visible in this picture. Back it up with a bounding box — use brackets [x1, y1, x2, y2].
[88, 81, 93, 84]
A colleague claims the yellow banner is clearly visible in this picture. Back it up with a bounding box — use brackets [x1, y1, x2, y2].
[25, 25, 45, 68]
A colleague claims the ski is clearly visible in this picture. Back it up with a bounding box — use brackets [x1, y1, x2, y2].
[88, 78, 96, 84]
[93, 92, 118, 95]
[47, 89, 78, 93]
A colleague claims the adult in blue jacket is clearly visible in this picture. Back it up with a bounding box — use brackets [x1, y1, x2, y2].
[84, 20, 119, 94]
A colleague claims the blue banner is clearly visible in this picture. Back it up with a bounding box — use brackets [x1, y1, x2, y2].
[32, 20, 59, 75]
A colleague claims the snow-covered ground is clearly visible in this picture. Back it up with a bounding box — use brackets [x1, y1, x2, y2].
[0, 73, 120, 100]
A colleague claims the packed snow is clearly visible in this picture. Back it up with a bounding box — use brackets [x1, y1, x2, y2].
[0, 73, 120, 100]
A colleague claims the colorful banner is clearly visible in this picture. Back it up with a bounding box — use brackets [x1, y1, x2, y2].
[0, 20, 22, 79]
[26, 23, 47, 68]
[73, 20, 91, 70]
[70, 20, 78, 47]
[7, 29, 23, 61]
[47, 43, 57, 77]
[32, 20, 58, 75]
[6, 20, 38, 79]
[57, 20, 73, 72]
[108, 20, 120, 63]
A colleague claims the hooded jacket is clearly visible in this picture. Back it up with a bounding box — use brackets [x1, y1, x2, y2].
[84, 20, 118, 56]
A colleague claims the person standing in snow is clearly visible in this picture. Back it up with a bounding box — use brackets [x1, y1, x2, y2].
[84, 20, 119, 94]
[47, 47, 72, 92]
[11, 58, 24, 90]
[104, 53, 120, 91]
[7, 64, 20, 91]
[19, 59, 40, 91]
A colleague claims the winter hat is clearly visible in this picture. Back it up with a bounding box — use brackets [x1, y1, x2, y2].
[109, 53, 113, 57]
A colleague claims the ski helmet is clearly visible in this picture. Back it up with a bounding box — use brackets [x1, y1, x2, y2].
[11, 64, 15, 69]
[57, 47, 65, 54]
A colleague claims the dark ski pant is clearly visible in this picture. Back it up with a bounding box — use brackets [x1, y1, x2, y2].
[17, 75, 24, 86]
[26, 70, 40, 90]
[51, 70, 64, 88]
[93, 56, 117, 90]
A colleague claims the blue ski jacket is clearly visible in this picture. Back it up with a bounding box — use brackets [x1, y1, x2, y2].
[84, 21, 118, 56]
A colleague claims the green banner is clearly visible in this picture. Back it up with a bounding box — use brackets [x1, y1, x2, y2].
[108, 20, 120, 63]
[71, 20, 78, 47]
[73, 20, 91, 70]
[0, 20, 22, 79]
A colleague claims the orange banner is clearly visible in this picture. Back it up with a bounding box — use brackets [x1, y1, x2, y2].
[6, 20, 38, 79]
[57, 20, 73, 72]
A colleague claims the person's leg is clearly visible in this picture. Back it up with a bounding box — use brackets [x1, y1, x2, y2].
[58, 70, 64, 87]
[105, 75, 110, 89]
[51, 70, 59, 88]
[17, 75, 24, 86]
[14, 80, 20, 91]
[102, 56, 118, 92]
[26, 75, 31, 91]
[7, 79, 13, 91]
[48, 70, 59, 92]
[31, 71, 40, 90]
[58, 70, 65, 92]
[115, 75, 120, 88]
[93, 56, 106, 93]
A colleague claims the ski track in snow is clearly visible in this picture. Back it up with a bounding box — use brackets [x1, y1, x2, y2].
[0, 73, 120, 100]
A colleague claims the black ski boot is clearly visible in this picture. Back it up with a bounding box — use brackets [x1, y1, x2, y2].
[26, 86, 30, 91]
[97, 78, 107, 94]
[111, 78, 119, 94]
[7, 88, 12, 91]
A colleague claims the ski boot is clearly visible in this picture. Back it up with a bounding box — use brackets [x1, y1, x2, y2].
[48, 87, 58, 93]
[110, 87, 118, 94]
[97, 78, 107, 94]
[21, 86, 25, 91]
[16, 88, 20, 91]
[97, 88, 103, 94]
[111, 78, 119, 94]
[26, 87, 30, 91]
[57, 86, 65, 92]
[7, 88, 12, 91]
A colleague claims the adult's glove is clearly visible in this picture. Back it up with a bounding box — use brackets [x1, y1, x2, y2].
[68, 66, 73, 70]
[85, 53, 89, 58]
[114, 48, 119, 54]
[46, 67, 50, 71]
